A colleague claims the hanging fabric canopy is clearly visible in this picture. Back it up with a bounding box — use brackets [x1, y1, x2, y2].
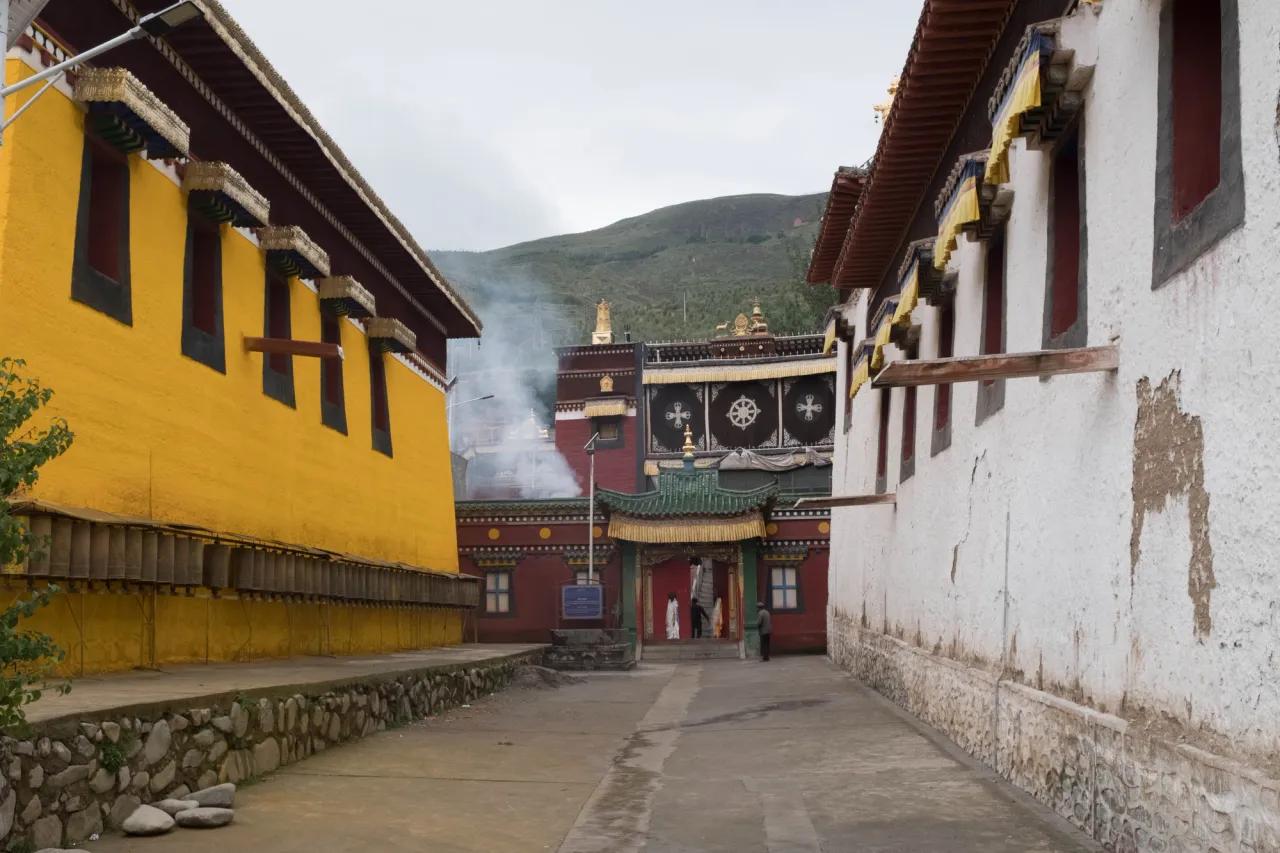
[933, 158, 985, 271]
[891, 262, 920, 329]
[986, 30, 1053, 186]
[849, 343, 872, 401]
[822, 316, 838, 355]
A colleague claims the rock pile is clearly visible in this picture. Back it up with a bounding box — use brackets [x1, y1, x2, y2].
[122, 783, 235, 836]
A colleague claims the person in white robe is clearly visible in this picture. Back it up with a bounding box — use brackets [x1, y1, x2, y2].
[712, 596, 724, 638]
[665, 592, 680, 640]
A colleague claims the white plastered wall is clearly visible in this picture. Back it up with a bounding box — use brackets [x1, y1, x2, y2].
[829, 0, 1280, 758]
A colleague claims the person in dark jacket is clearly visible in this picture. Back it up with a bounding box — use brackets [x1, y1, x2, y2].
[756, 601, 772, 661]
[690, 597, 709, 639]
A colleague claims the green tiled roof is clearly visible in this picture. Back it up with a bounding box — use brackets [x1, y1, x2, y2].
[596, 470, 777, 519]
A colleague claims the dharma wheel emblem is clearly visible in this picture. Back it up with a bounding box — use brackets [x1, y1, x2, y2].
[796, 394, 824, 422]
[728, 395, 761, 429]
[665, 402, 692, 428]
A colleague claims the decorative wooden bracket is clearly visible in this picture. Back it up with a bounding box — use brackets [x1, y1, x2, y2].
[873, 344, 1117, 388]
[243, 337, 343, 360]
[794, 494, 896, 509]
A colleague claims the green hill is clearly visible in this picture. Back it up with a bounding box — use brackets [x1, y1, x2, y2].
[434, 192, 835, 347]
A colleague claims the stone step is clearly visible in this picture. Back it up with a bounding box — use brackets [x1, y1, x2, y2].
[642, 641, 740, 662]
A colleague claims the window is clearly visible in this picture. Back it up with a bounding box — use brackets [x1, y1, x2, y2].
[900, 344, 918, 482]
[931, 301, 955, 456]
[485, 570, 511, 614]
[977, 226, 1006, 424]
[573, 570, 597, 586]
[181, 211, 225, 372]
[369, 343, 393, 456]
[875, 388, 891, 494]
[769, 567, 799, 611]
[1153, 0, 1243, 287]
[320, 313, 347, 434]
[1171, 0, 1221, 220]
[1045, 126, 1087, 348]
[261, 274, 295, 407]
[592, 416, 623, 449]
[71, 134, 132, 324]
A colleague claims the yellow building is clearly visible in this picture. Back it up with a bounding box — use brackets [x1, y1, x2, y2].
[0, 1, 483, 674]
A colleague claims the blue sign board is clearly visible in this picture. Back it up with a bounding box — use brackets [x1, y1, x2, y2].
[562, 584, 604, 620]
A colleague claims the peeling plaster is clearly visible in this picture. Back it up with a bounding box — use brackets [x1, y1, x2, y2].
[1130, 372, 1216, 639]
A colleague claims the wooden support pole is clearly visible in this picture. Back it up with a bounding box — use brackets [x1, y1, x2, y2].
[243, 336, 343, 360]
[794, 494, 896, 509]
[872, 344, 1118, 388]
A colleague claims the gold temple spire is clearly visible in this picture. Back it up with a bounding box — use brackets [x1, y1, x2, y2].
[873, 76, 900, 126]
[591, 299, 614, 345]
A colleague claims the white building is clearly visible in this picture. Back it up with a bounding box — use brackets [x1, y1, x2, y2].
[813, 1, 1280, 850]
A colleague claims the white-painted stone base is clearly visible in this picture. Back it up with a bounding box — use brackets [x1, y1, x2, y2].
[830, 613, 1280, 853]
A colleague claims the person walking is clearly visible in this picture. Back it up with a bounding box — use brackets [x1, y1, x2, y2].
[690, 596, 709, 639]
[665, 592, 680, 640]
[756, 601, 772, 661]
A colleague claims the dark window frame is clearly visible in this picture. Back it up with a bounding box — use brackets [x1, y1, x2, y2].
[1043, 121, 1088, 349]
[976, 227, 1007, 425]
[71, 133, 132, 325]
[320, 312, 347, 434]
[1152, 0, 1243, 288]
[180, 208, 226, 373]
[369, 343, 393, 457]
[592, 416, 624, 449]
[900, 342, 919, 483]
[875, 387, 891, 494]
[931, 300, 955, 457]
[768, 564, 803, 613]
[484, 569, 514, 616]
[261, 273, 295, 407]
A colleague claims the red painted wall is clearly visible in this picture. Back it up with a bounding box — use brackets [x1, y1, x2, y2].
[461, 553, 621, 644]
[758, 549, 828, 653]
[555, 416, 640, 493]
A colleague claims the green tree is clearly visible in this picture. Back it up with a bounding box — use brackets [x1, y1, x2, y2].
[0, 358, 74, 730]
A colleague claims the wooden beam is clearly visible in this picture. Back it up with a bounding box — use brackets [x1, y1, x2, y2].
[243, 337, 343, 360]
[793, 494, 896, 509]
[872, 345, 1118, 388]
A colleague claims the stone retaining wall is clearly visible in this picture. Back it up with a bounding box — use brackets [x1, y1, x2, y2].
[0, 648, 543, 849]
[830, 614, 1280, 853]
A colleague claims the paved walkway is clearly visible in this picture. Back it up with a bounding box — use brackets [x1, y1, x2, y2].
[26, 645, 544, 724]
[88, 657, 1097, 852]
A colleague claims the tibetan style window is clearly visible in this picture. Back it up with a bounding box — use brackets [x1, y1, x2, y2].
[1153, 0, 1243, 287]
[485, 570, 512, 614]
[1045, 124, 1087, 349]
[71, 134, 132, 324]
[369, 343, 393, 457]
[320, 314, 347, 434]
[181, 210, 225, 372]
[976, 226, 1007, 425]
[931, 301, 955, 457]
[875, 388, 891, 494]
[769, 566, 799, 611]
[592, 416, 623, 449]
[900, 344, 918, 483]
[262, 274, 295, 407]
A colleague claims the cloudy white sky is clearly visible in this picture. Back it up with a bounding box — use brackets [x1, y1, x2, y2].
[219, 1, 921, 252]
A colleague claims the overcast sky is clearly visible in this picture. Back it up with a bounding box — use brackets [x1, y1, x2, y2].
[218, 1, 921, 252]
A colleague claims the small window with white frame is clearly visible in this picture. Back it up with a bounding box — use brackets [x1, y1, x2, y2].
[769, 566, 799, 611]
[485, 570, 511, 614]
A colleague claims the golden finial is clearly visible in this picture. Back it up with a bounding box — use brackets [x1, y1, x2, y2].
[682, 424, 696, 457]
[873, 76, 900, 126]
[591, 299, 614, 345]
[600, 374, 614, 393]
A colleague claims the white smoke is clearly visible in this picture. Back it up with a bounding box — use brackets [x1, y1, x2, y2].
[444, 260, 583, 499]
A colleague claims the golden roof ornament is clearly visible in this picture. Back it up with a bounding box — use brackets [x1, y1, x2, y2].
[715, 299, 770, 338]
[591, 299, 614, 345]
[599, 374, 614, 393]
[682, 424, 696, 458]
[873, 76, 900, 126]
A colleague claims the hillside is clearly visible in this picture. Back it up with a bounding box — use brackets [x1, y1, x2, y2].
[434, 192, 835, 348]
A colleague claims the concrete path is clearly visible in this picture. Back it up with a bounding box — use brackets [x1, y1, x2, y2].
[88, 657, 1098, 852]
[26, 644, 544, 724]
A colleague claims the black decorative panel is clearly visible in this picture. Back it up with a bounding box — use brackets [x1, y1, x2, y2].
[709, 382, 778, 451]
[782, 375, 836, 447]
[648, 385, 705, 453]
